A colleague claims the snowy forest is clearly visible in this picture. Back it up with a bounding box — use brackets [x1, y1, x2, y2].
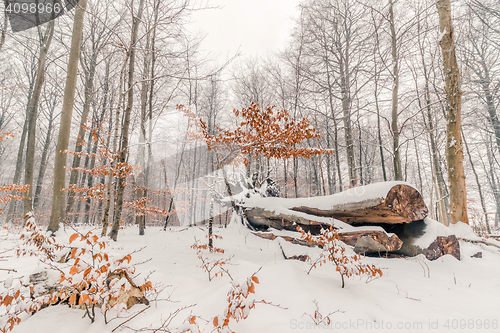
[1, 0, 500, 332]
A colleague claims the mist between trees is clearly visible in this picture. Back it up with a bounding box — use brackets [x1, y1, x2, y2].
[0, 0, 499, 239]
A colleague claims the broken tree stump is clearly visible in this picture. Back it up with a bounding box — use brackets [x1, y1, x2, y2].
[424, 235, 460, 261]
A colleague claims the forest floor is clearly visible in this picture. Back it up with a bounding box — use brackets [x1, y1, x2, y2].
[2, 217, 500, 333]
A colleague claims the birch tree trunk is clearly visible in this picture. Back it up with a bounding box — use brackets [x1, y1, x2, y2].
[436, 0, 469, 224]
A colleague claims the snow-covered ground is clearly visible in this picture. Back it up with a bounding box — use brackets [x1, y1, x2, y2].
[2, 218, 500, 333]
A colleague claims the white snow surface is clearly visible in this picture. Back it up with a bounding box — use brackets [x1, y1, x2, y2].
[1, 218, 500, 333]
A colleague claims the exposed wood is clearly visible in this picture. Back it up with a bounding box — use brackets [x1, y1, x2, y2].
[252, 228, 403, 254]
[471, 252, 482, 258]
[245, 208, 332, 234]
[337, 230, 403, 253]
[289, 184, 428, 225]
[252, 232, 317, 248]
[424, 235, 460, 260]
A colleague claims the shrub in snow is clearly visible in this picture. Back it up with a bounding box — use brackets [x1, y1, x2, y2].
[212, 271, 261, 333]
[298, 226, 382, 288]
[192, 236, 232, 281]
[304, 300, 343, 327]
[0, 214, 153, 332]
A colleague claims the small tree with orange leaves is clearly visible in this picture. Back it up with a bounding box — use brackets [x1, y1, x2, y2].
[297, 226, 383, 288]
[182, 102, 332, 247]
[183, 102, 331, 167]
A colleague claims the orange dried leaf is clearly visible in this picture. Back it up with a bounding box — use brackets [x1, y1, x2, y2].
[248, 284, 255, 294]
[251, 276, 260, 284]
[69, 233, 78, 243]
[3, 295, 13, 306]
[69, 266, 79, 275]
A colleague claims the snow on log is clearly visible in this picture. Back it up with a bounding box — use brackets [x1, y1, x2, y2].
[289, 183, 428, 224]
[242, 182, 428, 228]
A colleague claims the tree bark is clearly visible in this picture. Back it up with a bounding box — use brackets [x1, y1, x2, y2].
[389, 0, 402, 181]
[48, 0, 89, 233]
[65, 57, 97, 217]
[24, 21, 55, 215]
[462, 131, 490, 233]
[108, 0, 145, 241]
[436, 0, 469, 224]
[101, 57, 128, 236]
[0, 8, 7, 54]
[478, 59, 500, 157]
[245, 184, 428, 229]
[34, 99, 56, 208]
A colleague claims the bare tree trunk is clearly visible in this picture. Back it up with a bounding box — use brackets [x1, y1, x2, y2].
[48, 0, 89, 233]
[484, 137, 500, 227]
[436, 0, 469, 224]
[0, 9, 7, 54]
[24, 21, 55, 215]
[374, 58, 387, 182]
[108, 0, 145, 241]
[101, 57, 128, 236]
[478, 59, 500, 157]
[411, 124, 424, 194]
[324, 60, 342, 192]
[83, 63, 110, 225]
[463, 131, 490, 233]
[389, 0, 402, 181]
[416, 20, 450, 226]
[325, 118, 335, 194]
[293, 156, 299, 197]
[136, 31, 151, 236]
[65, 58, 97, 217]
[34, 99, 56, 208]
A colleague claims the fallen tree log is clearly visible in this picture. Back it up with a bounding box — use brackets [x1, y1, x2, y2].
[289, 184, 428, 225]
[242, 182, 463, 260]
[243, 183, 428, 232]
[252, 228, 403, 254]
[245, 208, 332, 234]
